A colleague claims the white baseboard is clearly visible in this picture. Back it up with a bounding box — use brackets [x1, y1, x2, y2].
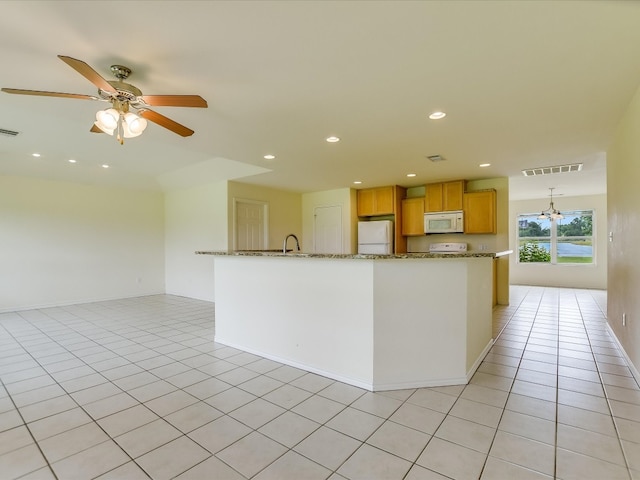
[466, 339, 495, 382]
[0, 291, 167, 314]
[215, 337, 375, 391]
[216, 336, 485, 392]
[606, 324, 640, 385]
[371, 377, 469, 391]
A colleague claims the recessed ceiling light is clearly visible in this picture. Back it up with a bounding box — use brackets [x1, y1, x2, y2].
[263, 154, 275, 160]
[102, 164, 109, 169]
[428, 111, 446, 120]
[68, 159, 77, 164]
[326, 136, 340, 143]
[407, 173, 417, 177]
[479, 163, 491, 168]
[353, 181, 362, 185]
[31, 153, 41, 157]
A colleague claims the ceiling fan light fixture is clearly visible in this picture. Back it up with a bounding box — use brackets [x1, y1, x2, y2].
[123, 112, 147, 136]
[95, 108, 119, 134]
[95, 109, 148, 142]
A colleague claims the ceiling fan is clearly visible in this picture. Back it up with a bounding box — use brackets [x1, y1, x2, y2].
[1, 55, 208, 144]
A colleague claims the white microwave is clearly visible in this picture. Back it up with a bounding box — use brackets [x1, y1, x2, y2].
[424, 211, 464, 234]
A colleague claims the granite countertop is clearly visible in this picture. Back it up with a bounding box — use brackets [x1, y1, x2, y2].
[195, 250, 513, 259]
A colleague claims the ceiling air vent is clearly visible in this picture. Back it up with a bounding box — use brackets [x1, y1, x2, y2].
[522, 163, 583, 177]
[427, 154, 446, 162]
[0, 128, 20, 137]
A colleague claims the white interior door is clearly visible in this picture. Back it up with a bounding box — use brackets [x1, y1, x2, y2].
[234, 199, 268, 250]
[314, 205, 342, 253]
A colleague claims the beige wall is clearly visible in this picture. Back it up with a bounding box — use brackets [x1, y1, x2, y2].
[301, 188, 357, 253]
[164, 180, 303, 302]
[0, 176, 165, 311]
[509, 194, 607, 290]
[228, 181, 302, 251]
[164, 181, 229, 302]
[0, 176, 304, 309]
[608, 83, 640, 377]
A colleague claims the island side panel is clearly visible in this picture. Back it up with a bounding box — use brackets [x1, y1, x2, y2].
[465, 257, 494, 378]
[371, 259, 469, 390]
[214, 256, 376, 388]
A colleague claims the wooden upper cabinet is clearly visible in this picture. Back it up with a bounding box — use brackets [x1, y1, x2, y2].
[401, 197, 425, 236]
[424, 183, 443, 212]
[463, 189, 497, 234]
[375, 186, 394, 214]
[357, 186, 395, 216]
[424, 180, 465, 212]
[443, 180, 464, 211]
[357, 189, 376, 216]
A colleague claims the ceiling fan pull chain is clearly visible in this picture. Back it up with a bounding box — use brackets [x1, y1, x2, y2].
[117, 113, 124, 145]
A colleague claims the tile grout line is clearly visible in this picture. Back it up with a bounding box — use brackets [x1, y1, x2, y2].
[576, 290, 634, 479]
[8, 298, 451, 479]
[3, 304, 206, 480]
[0, 321, 60, 480]
[553, 288, 561, 480]
[477, 286, 547, 479]
[215, 293, 528, 479]
[4, 292, 638, 480]
[10, 310, 155, 479]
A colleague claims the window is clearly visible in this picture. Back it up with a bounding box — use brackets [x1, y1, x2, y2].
[517, 210, 594, 264]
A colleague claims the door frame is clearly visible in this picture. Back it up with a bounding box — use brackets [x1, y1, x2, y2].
[232, 198, 269, 250]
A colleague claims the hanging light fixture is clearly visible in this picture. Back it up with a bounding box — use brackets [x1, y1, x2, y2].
[94, 100, 147, 145]
[538, 187, 563, 220]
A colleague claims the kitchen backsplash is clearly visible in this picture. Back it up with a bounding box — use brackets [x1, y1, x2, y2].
[407, 233, 499, 253]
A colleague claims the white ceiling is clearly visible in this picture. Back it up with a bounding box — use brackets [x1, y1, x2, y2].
[1, 1, 638, 200]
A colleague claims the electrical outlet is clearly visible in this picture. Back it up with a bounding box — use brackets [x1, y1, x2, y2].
[623, 313, 627, 326]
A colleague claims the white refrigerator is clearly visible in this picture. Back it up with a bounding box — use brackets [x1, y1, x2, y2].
[358, 220, 394, 254]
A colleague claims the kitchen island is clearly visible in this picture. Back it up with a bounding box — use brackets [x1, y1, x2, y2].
[196, 250, 510, 391]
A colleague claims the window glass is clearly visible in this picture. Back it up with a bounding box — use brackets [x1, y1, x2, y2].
[518, 215, 551, 263]
[517, 210, 593, 264]
[556, 210, 593, 264]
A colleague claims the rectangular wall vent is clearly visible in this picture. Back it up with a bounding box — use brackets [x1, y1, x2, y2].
[426, 154, 446, 162]
[0, 128, 20, 137]
[522, 163, 583, 177]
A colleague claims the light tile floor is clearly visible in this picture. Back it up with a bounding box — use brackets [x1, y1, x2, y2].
[1, 286, 639, 479]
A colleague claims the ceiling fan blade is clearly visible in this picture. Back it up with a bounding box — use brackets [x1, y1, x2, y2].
[140, 95, 208, 108]
[138, 109, 194, 137]
[1, 87, 98, 100]
[90, 124, 104, 133]
[58, 55, 117, 94]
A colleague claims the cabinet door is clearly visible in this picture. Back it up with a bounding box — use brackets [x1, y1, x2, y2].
[424, 183, 443, 212]
[443, 180, 464, 211]
[357, 189, 376, 216]
[463, 190, 496, 234]
[374, 187, 395, 215]
[401, 198, 425, 236]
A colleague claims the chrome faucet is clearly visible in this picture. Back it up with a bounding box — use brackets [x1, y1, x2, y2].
[283, 234, 300, 254]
